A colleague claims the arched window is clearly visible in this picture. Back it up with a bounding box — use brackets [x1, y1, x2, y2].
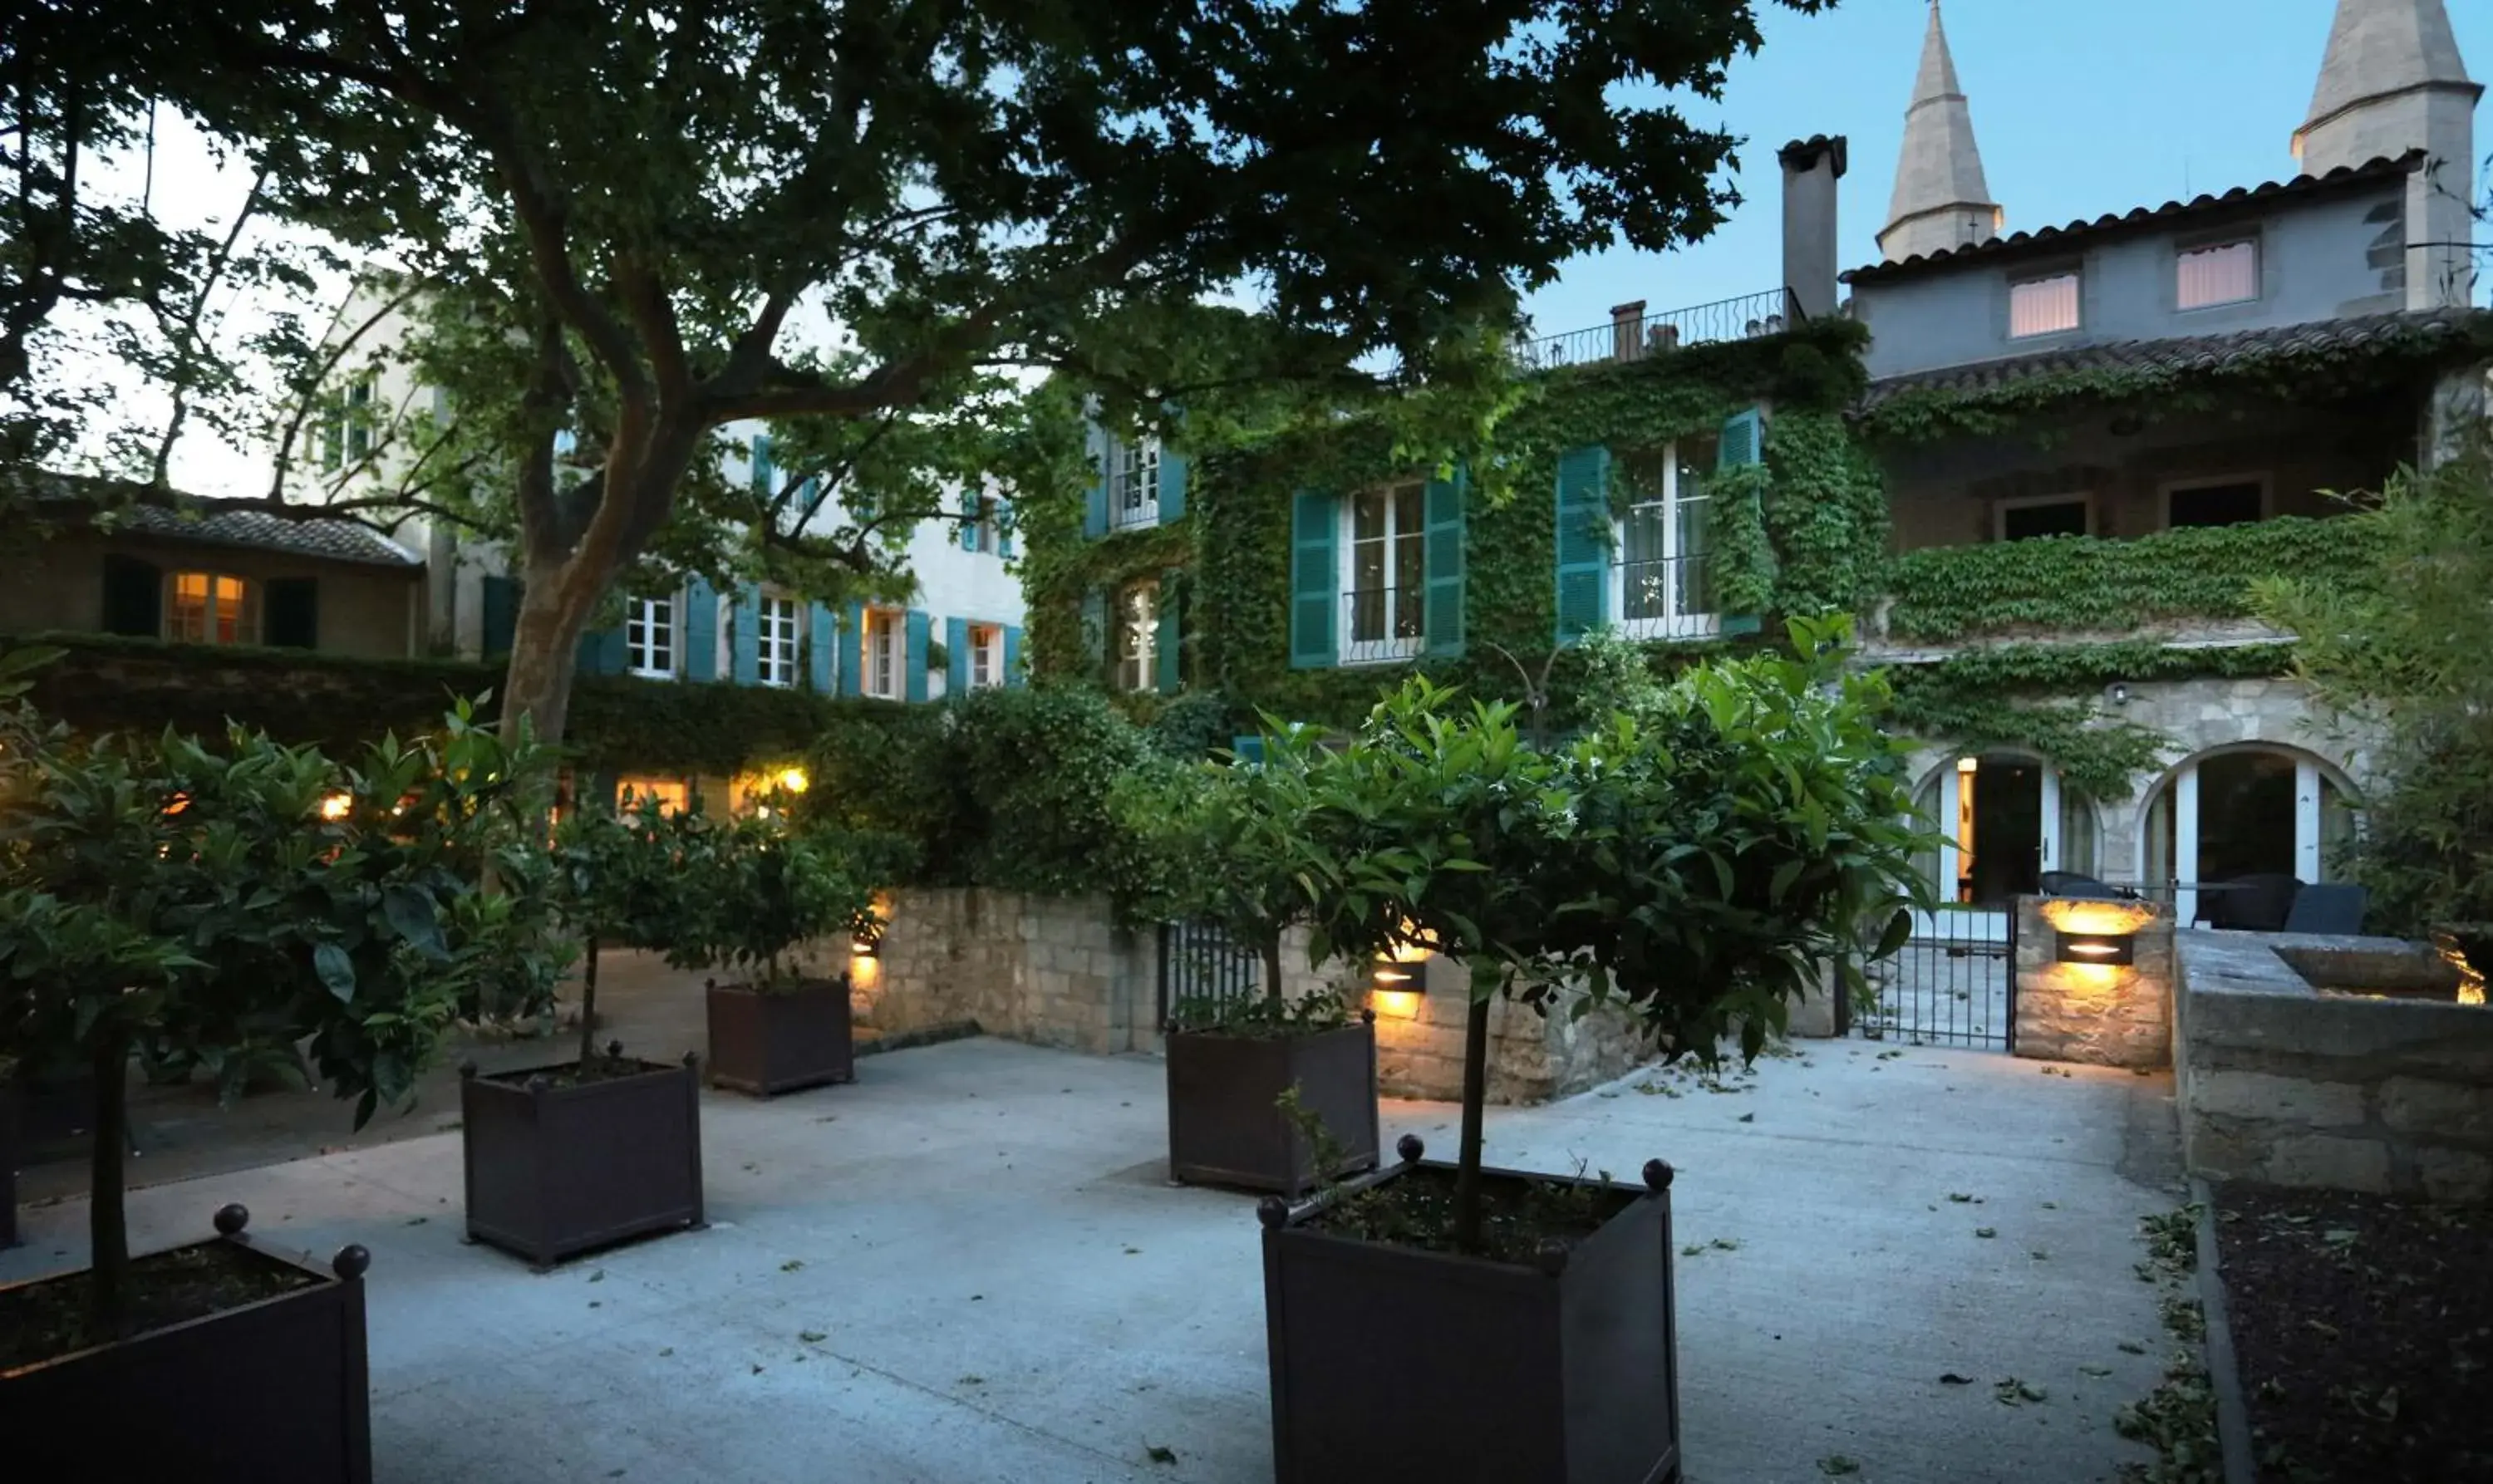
[2140, 744, 2360, 924]
[1910, 753, 2099, 909]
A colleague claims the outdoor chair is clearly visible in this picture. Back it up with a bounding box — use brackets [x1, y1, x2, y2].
[2205, 872, 2303, 933]
[2282, 882, 2369, 936]
[2038, 872, 2134, 901]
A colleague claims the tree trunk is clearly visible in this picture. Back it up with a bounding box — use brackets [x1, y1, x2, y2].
[499, 576, 593, 748]
[577, 931, 601, 1068]
[87, 1035, 130, 1338]
[1452, 980, 1493, 1256]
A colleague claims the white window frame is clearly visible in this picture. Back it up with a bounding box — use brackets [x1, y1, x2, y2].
[1336, 481, 1427, 665]
[862, 607, 904, 700]
[968, 622, 1003, 689]
[1110, 440, 1160, 530]
[2159, 472, 2273, 532]
[1115, 581, 1158, 692]
[2007, 268, 2082, 340]
[1609, 443, 1721, 641]
[626, 593, 677, 678]
[1993, 491, 2094, 543]
[2176, 237, 2259, 312]
[167, 571, 255, 646]
[756, 592, 801, 687]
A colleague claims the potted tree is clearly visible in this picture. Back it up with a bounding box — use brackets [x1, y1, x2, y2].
[1116, 729, 1379, 1194]
[690, 814, 880, 1097]
[459, 793, 708, 1268]
[1257, 618, 1929, 1483]
[0, 695, 561, 1479]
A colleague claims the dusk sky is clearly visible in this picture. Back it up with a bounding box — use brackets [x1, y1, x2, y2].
[1517, 0, 2493, 342]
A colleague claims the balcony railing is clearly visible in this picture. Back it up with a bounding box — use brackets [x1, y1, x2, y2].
[1615, 554, 1717, 639]
[1517, 287, 1803, 373]
[1109, 489, 1158, 531]
[1342, 587, 1424, 665]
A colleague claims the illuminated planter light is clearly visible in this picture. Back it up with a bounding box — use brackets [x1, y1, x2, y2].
[2054, 931, 2136, 967]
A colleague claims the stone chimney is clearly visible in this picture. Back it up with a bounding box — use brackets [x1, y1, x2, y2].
[1778, 135, 1848, 322]
[1609, 300, 1648, 362]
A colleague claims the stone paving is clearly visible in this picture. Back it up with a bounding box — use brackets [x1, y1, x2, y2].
[4, 1033, 2185, 1483]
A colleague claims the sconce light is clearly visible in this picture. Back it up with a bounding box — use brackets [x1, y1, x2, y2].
[1370, 961, 1422, 994]
[317, 793, 353, 821]
[2055, 930, 2136, 966]
[2107, 682, 2130, 707]
[850, 926, 883, 959]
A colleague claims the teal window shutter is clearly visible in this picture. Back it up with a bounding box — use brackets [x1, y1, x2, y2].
[1554, 446, 1612, 646]
[946, 615, 971, 692]
[1423, 472, 1466, 658]
[904, 609, 931, 701]
[1155, 575, 1181, 694]
[997, 499, 1015, 559]
[1080, 588, 1109, 679]
[683, 577, 719, 681]
[101, 554, 163, 636]
[808, 602, 835, 691]
[751, 433, 775, 495]
[1288, 489, 1338, 670]
[1230, 735, 1266, 764]
[838, 602, 863, 697]
[1083, 425, 1109, 538]
[1002, 625, 1024, 685]
[479, 574, 519, 658]
[961, 492, 981, 553]
[730, 583, 761, 683]
[1719, 407, 1763, 469]
[577, 626, 624, 676]
[1157, 450, 1188, 523]
[264, 578, 319, 650]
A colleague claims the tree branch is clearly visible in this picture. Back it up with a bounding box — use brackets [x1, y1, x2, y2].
[149, 170, 270, 485]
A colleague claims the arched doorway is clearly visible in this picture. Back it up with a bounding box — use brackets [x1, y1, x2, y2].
[2140, 745, 2359, 924]
[1912, 752, 2099, 912]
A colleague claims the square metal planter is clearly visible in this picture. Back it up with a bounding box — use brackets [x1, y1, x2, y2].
[1167, 1017, 1380, 1194]
[1259, 1138, 1681, 1483]
[459, 1049, 706, 1269]
[0, 1206, 372, 1481]
[706, 977, 856, 1097]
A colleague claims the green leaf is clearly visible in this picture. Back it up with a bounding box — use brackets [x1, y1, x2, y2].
[313, 942, 357, 1002]
[381, 884, 450, 960]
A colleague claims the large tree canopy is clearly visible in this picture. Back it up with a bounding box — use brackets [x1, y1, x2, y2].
[101, 0, 1822, 741]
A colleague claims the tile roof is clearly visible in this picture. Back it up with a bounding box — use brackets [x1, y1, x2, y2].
[1841, 152, 2425, 286]
[1858, 307, 2492, 410]
[108, 500, 421, 568]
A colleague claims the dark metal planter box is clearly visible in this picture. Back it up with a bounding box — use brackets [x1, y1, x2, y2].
[1259, 1137, 1681, 1484]
[706, 977, 856, 1097]
[1168, 1017, 1381, 1195]
[459, 1049, 706, 1270]
[0, 1205, 371, 1481]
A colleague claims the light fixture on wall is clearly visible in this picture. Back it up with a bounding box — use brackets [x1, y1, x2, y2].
[2054, 930, 2136, 967]
[850, 922, 883, 959]
[2041, 896, 2154, 967]
[2107, 682, 2131, 707]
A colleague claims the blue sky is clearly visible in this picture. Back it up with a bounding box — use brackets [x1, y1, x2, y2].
[1518, 0, 2493, 339]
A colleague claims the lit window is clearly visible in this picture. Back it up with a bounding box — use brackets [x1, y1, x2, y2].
[2177, 239, 2258, 310]
[1111, 440, 1160, 529]
[1345, 483, 1425, 663]
[616, 777, 688, 818]
[863, 608, 903, 699]
[969, 622, 1004, 689]
[756, 595, 800, 687]
[1614, 443, 1716, 638]
[1117, 581, 1158, 692]
[626, 595, 676, 677]
[2009, 272, 2080, 338]
[169, 572, 251, 646]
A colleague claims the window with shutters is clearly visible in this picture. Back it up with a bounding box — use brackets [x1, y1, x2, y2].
[755, 594, 800, 686]
[1613, 441, 1719, 639]
[968, 622, 1005, 689]
[972, 495, 1002, 554]
[2009, 270, 2081, 338]
[1341, 482, 1426, 664]
[626, 594, 676, 677]
[863, 607, 904, 699]
[1109, 440, 1160, 529]
[168, 572, 253, 645]
[2176, 238, 2258, 310]
[1115, 581, 1159, 691]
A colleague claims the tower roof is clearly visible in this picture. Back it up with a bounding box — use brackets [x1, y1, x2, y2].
[2297, 0, 2480, 150]
[1881, 1, 1999, 256]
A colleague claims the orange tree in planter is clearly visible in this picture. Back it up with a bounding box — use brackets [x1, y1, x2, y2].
[1299, 615, 1932, 1252]
[0, 694, 566, 1340]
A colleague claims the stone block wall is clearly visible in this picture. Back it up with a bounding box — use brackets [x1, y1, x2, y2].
[2176, 931, 2493, 1205]
[857, 887, 1160, 1057]
[1365, 954, 1650, 1104]
[2011, 896, 2175, 1068]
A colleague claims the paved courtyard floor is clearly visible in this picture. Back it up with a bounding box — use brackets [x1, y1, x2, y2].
[3, 1034, 2184, 1483]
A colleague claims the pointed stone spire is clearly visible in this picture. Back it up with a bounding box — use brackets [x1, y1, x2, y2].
[1878, 1, 2003, 263]
[2293, 0, 2480, 307]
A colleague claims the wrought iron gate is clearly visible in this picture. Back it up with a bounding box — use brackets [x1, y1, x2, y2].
[1156, 918, 1261, 1027]
[1846, 908, 2017, 1050]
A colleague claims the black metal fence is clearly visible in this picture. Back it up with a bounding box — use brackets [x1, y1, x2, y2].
[1517, 288, 1804, 372]
[1341, 587, 1424, 665]
[1157, 918, 1261, 1028]
[1847, 909, 2018, 1051]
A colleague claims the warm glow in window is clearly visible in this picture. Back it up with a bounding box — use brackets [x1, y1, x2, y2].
[170, 572, 250, 645]
[864, 608, 903, 699]
[2009, 272, 2080, 338]
[1117, 581, 1158, 692]
[617, 778, 689, 817]
[969, 622, 1004, 689]
[2177, 239, 2258, 310]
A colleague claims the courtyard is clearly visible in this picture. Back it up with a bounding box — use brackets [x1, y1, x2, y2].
[3, 1023, 2181, 1483]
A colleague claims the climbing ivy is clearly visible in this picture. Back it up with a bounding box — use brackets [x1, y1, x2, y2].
[1758, 410, 1888, 616]
[1880, 518, 2376, 644]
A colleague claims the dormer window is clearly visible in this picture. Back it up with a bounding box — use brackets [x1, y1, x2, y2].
[2009, 270, 2080, 339]
[2177, 238, 2259, 310]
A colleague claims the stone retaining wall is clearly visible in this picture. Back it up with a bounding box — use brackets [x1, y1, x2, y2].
[2175, 930, 2493, 1205]
[2011, 896, 2174, 1068]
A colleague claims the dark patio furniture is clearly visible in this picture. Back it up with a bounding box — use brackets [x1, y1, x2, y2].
[2205, 873, 2303, 933]
[2281, 882, 2368, 936]
[2038, 872, 2136, 901]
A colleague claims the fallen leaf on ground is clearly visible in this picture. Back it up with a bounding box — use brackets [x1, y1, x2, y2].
[1817, 1457, 1861, 1477]
[1940, 1373, 1974, 1385]
[1146, 1445, 1178, 1465]
[799, 1330, 827, 1343]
